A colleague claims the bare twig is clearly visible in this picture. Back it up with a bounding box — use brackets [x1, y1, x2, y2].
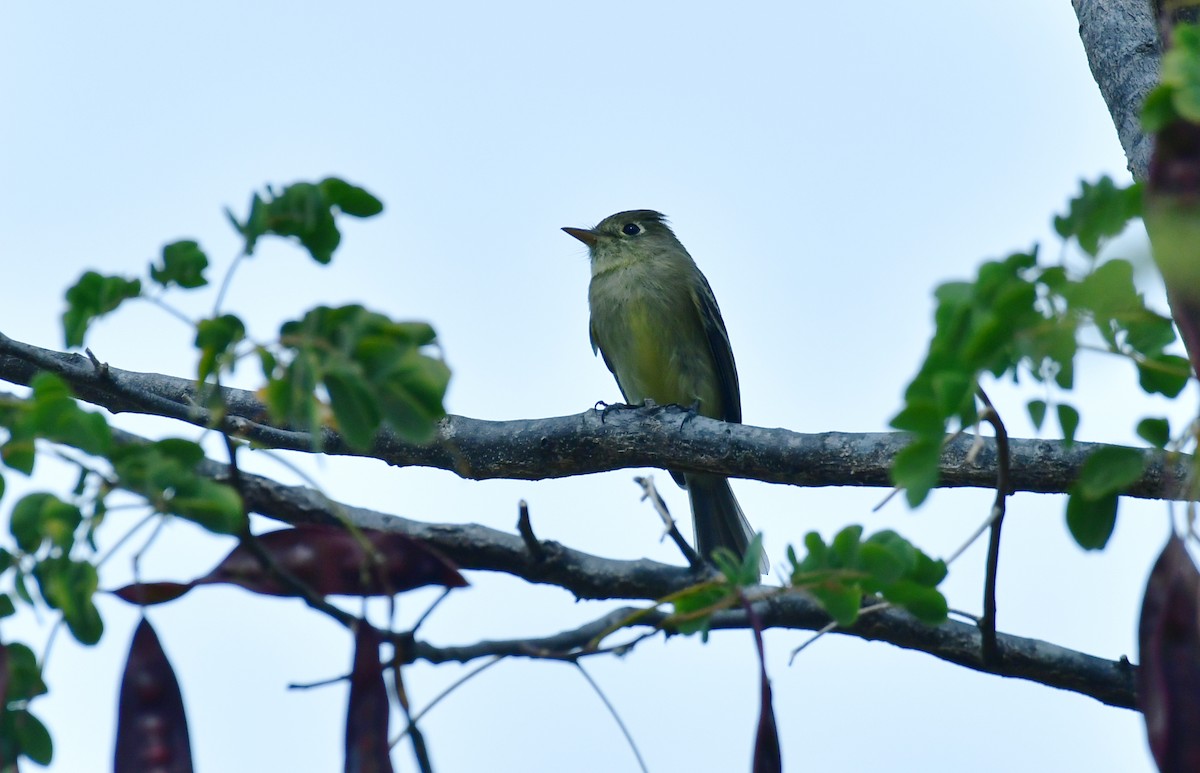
[573, 663, 649, 773]
[976, 390, 1011, 666]
[634, 475, 703, 569]
[516, 499, 544, 561]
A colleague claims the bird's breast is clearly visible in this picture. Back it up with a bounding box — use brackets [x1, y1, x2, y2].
[588, 263, 722, 416]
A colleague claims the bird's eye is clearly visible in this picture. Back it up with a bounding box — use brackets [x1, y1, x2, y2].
[621, 223, 641, 236]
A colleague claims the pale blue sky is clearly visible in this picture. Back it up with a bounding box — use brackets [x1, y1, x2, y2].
[0, 3, 1170, 771]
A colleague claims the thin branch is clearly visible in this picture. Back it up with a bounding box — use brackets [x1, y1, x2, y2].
[977, 390, 1011, 665]
[516, 499, 545, 562]
[573, 663, 649, 773]
[390, 657, 502, 748]
[634, 475, 703, 569]
[403, 595, 1137, 710]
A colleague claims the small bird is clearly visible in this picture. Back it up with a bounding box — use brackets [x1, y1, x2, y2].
[563, 210, 765, 572]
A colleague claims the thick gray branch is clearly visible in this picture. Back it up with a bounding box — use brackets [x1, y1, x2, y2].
[1073, 0, 1161, 180]
[0, 334, 1191, 500]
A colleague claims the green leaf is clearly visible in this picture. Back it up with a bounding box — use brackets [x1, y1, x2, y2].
[170, 479, 246, 535]
[909, 551, 949, 587]
[324, 367, 382, 450]
[1053, 177, 1142, 257]
[811, 585, 861, 627]
[270, 305, 449, 446]
[13, 570, 33, 606]
[257, 346, 277, 380]
[150, 239, 209, 289]
[1070, 259, 1141, 318]
[861, 531, 918, 578]
[4, 643, 47, 700]
[10, 709, 53, 765]
[1066, 489, 1119, 550]
[195, 314, 246, 383]
[33, 556, 102, 644]
[1027, 399, 1047, 430]
[1124, 313, 1177, 355]
[319, 177, 384, 218]
[829, 526, 863, 568]
[889, 400, 946, 436]
[671, 583, 733, 637]
[227, 180, 384, 264]
[28, 373, 112, 456]
[892, 439, 942, 507]
[858, 542, 908, 586]
[1076, 446, 1146, 499]
[710, 533, 765, 586]
[1137, 417, 1172, 449]
[1142, 84, 1179, 133]
[1137, 354, 1192, 398]
[1, 437, 35, 475]
[264, 182, 338, 264]
[363, 346, 449, 443]
[10, 493, 55, 552]
[9, 492, 80, 553]
[111, 439, 246, 535]
[62, 271, 141, 348]
[880, 580, 949, 624]
[1057, 404, 1080, 445]
[0, 594, 16, 618]
[1159, 29, 1200, 123]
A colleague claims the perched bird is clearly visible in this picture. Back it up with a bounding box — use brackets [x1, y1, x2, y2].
[563, 210, 765, 572]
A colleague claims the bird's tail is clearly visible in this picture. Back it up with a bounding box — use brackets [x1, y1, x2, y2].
[686, 474, 767, 574]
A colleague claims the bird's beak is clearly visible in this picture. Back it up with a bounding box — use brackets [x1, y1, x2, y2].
[562, 226, 599, 247]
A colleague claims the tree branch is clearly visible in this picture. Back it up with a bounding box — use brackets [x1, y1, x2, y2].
[0, 334, 1191, 501]
[91, 424, 1137, 710]
[1073, 0, 1161, 181]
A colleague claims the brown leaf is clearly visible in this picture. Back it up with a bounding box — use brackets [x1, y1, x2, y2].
[1138, 536, 1200, 773]
[752, 671, 782, 773]
[200, 525, 467, 598]
[344, 624, 394, 773]
[112, 582, 195, 606]
[114, 619, 194, 773]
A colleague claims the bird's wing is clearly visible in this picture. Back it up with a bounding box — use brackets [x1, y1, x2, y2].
[692, 273, 742, 424]
[590, 319, 633, 404]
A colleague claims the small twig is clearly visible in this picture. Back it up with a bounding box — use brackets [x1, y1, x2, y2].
[409, 588, 452, 636]
[634, 475, 703, 569]
[788, 601, 891, 664]
[976, 389, 1010, 666]
[222, 433, 358, 629]
[788, 620, 837, 664]
[390, 661, 434, 773]
[573, 662, 649, 773]
[212, 250, 249, 317]
[82, 347, 107, 376]
[391, 657, 503, 748]
[139, 294, 199, 330]
[288, 673, 348, 691]
[516, 499, 544, 561]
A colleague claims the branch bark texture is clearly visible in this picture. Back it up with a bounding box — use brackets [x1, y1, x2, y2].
[1074, 0, 1161, 180]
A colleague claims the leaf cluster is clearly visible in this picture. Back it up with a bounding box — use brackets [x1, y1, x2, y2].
[891, 177, 1186, 550]
[1, 178, 454, 767]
